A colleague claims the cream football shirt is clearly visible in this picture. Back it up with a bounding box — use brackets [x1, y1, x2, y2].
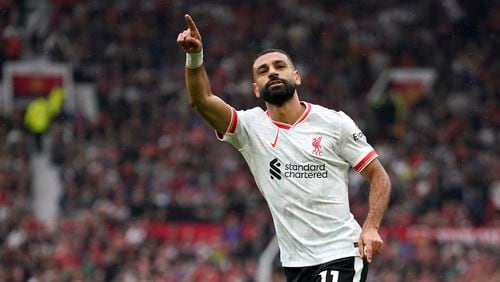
[217, 102, 378, 267]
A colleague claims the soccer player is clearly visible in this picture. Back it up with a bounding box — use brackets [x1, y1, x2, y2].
[177, 14, 391, 282]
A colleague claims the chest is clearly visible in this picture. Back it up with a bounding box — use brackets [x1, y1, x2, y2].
[248, 122, 340, 163]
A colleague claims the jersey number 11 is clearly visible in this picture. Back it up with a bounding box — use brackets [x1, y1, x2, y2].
[318, 270, 339, 282]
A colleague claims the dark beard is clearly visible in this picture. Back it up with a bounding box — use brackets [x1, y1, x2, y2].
[260, 78, 296, 106]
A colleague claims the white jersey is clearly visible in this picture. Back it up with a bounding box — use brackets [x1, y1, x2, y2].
[216, 102, 378, 267]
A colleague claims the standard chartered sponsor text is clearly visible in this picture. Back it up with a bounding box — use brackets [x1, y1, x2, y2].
[283, 163, 328, 178]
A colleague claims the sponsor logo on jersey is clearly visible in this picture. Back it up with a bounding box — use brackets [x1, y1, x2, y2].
[269, 158, 282, 179]
[353, 132, 364, 141]
[269, 158, 328, 180]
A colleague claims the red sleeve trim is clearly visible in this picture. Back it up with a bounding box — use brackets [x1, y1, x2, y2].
[354, 150, 378, 172]
[227, 108, 238, 134]
[216, 108, 237, 139]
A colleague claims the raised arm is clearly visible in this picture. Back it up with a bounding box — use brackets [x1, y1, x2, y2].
[358, 159, 391, 263]
[176, 14, 232, 134]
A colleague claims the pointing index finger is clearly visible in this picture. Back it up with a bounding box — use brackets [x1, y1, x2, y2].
[185, 14, 199, 34]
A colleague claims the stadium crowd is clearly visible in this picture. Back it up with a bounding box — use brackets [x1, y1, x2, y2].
[1, 0, 499, 281]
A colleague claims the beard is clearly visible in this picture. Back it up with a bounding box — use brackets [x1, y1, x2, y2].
[260, 77, 296, 106]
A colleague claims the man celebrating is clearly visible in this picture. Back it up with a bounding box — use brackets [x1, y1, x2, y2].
[177, 14, 391, 282]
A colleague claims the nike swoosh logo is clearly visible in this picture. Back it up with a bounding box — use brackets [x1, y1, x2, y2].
[271, 129, 279, 148]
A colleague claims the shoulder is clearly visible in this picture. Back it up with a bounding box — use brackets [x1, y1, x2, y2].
[234, 106, 266, 126]
[307, 102, 344, 123]
[236, 106, 265, 118]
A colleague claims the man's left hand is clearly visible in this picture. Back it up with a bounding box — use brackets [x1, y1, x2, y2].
[358, 227, 384, 263]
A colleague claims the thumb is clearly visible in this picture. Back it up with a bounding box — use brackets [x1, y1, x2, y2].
[184, 37, 202, 53]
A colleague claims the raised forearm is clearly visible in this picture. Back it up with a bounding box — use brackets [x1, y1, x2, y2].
[185, 66, 212, 109]
[177, 14, 232, 135]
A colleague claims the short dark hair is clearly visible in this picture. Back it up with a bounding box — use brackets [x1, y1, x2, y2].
[254, 48, 294, 67]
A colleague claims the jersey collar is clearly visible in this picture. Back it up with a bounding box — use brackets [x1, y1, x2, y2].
[266, 102, 312, 130]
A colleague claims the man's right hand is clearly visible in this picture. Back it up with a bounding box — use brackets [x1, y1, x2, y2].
[177, 14, 203, 53]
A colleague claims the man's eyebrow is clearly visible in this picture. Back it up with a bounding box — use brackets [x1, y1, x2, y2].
[255, 64, 269, 72]
[273, 60, 288, 65]
[255, 60, 289, 71]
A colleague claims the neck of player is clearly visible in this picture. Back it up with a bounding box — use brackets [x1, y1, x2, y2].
[266, 94, 305, 126]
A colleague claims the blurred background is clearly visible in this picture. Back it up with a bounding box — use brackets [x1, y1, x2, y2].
[0, 0, 499, 281]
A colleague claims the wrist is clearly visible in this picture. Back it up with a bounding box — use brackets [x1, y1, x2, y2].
[362, 219, 380, 230]
[362, 224, 379, 231]
[186, 50, 203, 69]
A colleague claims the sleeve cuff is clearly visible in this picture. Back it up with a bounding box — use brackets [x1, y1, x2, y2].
[353, 150, 378, 172]
[215, 108, 238, 140]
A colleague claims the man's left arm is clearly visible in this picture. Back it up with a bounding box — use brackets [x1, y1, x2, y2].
[358, 158, 391, 263]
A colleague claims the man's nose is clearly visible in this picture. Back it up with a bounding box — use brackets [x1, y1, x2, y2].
[268, 67, 279, 78]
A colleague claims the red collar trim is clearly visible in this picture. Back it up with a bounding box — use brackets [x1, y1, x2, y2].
[266, 102, 311, 130]
[273, 121, 292, 129]
[294, 102, 311, 126]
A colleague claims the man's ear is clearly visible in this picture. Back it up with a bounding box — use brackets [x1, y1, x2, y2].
[253, 83, 260, 98]
[294, 70, 302, 86]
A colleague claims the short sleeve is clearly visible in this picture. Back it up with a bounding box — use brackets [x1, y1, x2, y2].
[338, 112, 378, 172]
[215, 108, 250, 150]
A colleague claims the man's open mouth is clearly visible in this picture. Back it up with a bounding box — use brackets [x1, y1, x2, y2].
[268, 80, 284, 88]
